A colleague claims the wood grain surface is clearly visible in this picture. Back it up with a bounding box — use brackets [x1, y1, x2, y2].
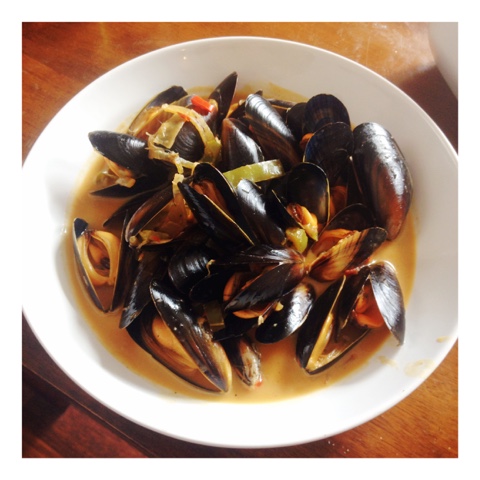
[22, 22, 458, 459]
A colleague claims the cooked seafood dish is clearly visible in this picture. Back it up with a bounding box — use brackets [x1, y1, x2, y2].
[69, 72, 415, 398]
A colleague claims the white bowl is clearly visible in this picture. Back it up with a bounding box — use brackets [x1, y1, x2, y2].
[22, 37, 458, 448]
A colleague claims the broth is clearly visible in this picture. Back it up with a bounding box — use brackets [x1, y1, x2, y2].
[65, 87, 417, 404]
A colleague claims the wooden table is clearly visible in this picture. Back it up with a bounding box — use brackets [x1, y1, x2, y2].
[22, 22, 458, 458]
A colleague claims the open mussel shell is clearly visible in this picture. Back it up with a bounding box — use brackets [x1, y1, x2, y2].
[334, 262, 406, 344]
[223, 246, 307, 317]
[124, 183, 173, 245]
[178, 163, 256, 252]
[309, 225, 387, 282]
[102, 188, 164, 228]
[352, 122, 413, 240]
[255, 282, 315, 344]
[190, 163, 252, 231]
[284, 162, 330, 228]
[149, 71, 236, 162]
[297, 261, 406, 375]
[119, 250, 167, 329]
[125, 180, 197, 249]
[224, 262, 306, 316]
[168, 100, 216, 162]
[261, 162, 329, 249]
[146, 278, 233, 393]
[366, 261, 406, 344]
[111, 214, 138, 312]
[220, 335, 263, 388]
[208, 71, 238, 134]
[296, 276, 368, 375]
[73, 218, 108, 312]
[72, 217, 133, 313]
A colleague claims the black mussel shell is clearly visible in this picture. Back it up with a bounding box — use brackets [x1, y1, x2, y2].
[72, 217, 132, 313]
[111, 212, 138, 312]
[309, 226, 387, 282]
[352, 122, 413, 240]
[127, 85, 189, 139]
[324, 203, 376, 233]
[221, 335, 263, 388]
[296, 276, 369, 375]
[102, 188, 164, 228]
[235, 178, 286, 246]
[303, 122, 354, 184]
[255, 282, 315, 343]
[224, 259, 307, 315]
[368, 261, 406, 344]
[119, 251, 167, 329]
[245, 93, 301, 170]
[148, 278, 232, 393]
[284, 162, 330, 228]
[297, 261, 406, 375]
[208, 71, 238, 134]
[167, 244, 217, 296]
[90, 175, 173, 199]
[178, 164, 257, 251]
[125, 183, 175, 244]
[302, 94, 351, 135]
[167, 94, 219, 162]
[213, 314, 258, 342]
[285, 102, 307, 142]
[88, 130, 174, 198]
[189, 269, 233, 304]
[213, 244, 305, 269]
[220, 117, 264, 171]
[296, 277, 347, 373]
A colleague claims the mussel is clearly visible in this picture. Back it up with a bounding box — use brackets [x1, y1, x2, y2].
[178, 163, 257, 252]
[302, 93, 351, 135]
[303, 122, 354, 185]
[255, 282, 315, 344]
[88, 131, 175, 198]
[167, 243, 217, 296]
[142, 278, 233, 393]
[220, 117, 265, 171]
[244, 93, 301, 170]
[73, 217, 134, 312]
[296, 261, 405, 374]
[217, 245, 307, 320]
[119, 250, 167, 329]
[221, 335, 263, 388]
[352, 122, 413, 240]
[308, 225, 387, 282]
[127, 85, 189, 140]
[144, 73, 237, 166]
